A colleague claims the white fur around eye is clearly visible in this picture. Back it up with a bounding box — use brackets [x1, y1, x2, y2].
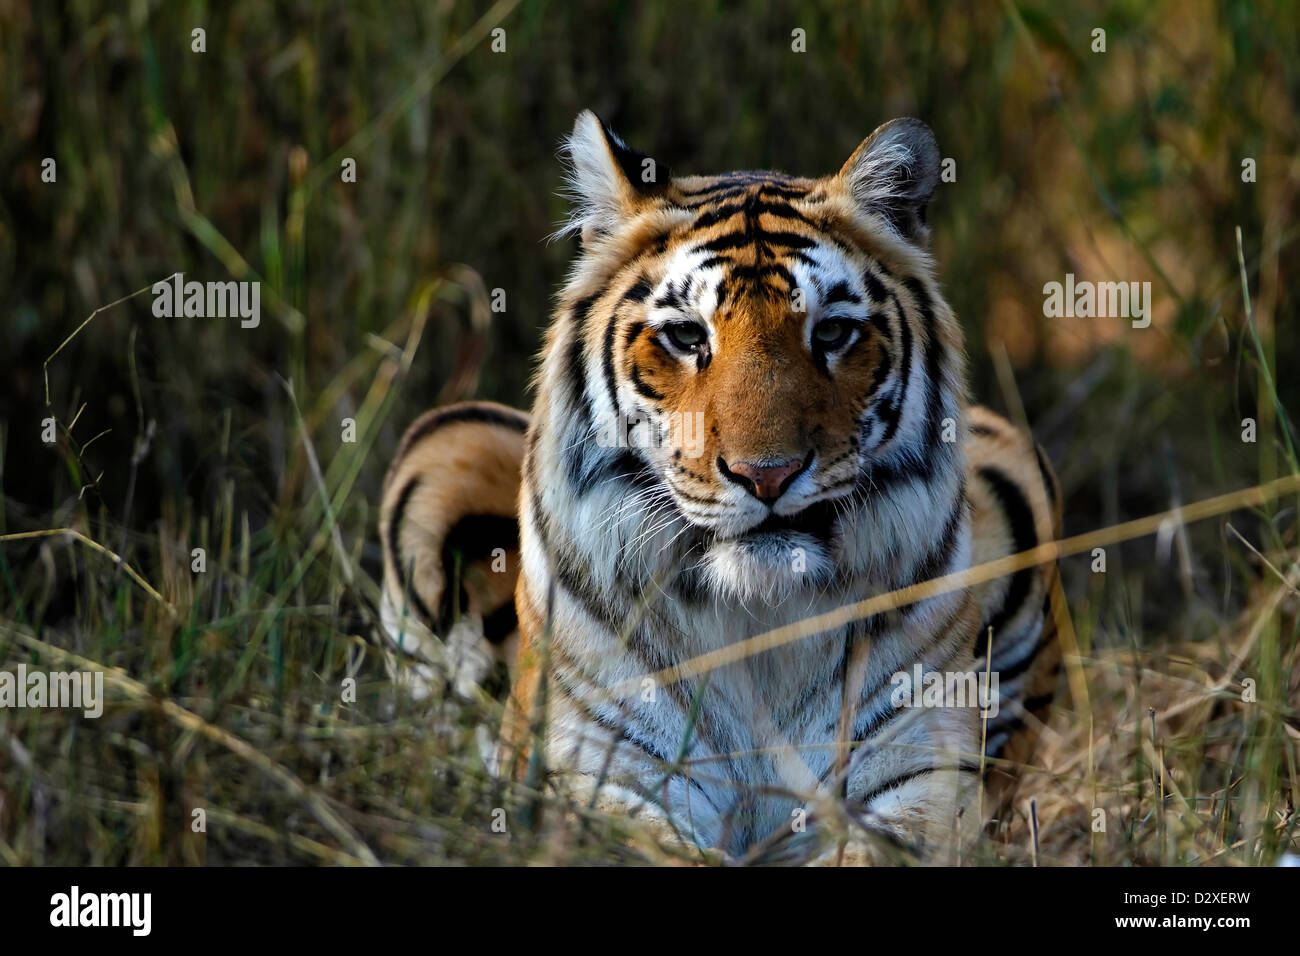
[644, 248, 724, 355]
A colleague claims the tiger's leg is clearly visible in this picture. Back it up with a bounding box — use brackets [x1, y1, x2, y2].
[378, 401, 529, 703]
[753, 703, 983, 866]
[747, 597, 987, 867]
[964, 405, 1064, 808]
[499, 577, 729, 858]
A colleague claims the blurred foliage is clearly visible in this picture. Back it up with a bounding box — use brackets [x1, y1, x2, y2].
[3, 1, 1298, 529]
[0, 0, 1297, 864]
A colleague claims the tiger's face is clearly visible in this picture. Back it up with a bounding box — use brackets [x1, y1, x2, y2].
[555, 112, 960, 601]
[630, 239, 885, 582]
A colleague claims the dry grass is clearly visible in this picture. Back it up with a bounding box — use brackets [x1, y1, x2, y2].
[998, 578, 1300, 866]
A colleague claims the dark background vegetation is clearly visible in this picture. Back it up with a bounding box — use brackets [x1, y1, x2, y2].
[0, 0, 1296, 865]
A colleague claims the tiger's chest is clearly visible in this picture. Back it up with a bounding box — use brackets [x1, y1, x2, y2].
[543, 581, 977, 852]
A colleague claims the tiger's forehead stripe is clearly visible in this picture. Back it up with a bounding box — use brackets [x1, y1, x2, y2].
[643, 188, 874, 322]
[675, 184, 824, 307]
[673, 171, 810, 200]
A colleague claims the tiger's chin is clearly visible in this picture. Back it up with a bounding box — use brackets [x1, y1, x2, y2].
[700, 531, 835, 606]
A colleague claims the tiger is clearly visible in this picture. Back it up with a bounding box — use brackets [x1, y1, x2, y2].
[379, 111, 1062, 863]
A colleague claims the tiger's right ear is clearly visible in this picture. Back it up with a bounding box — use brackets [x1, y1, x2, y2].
[558, 110, 671, 244]
[836, 118, 940, 244]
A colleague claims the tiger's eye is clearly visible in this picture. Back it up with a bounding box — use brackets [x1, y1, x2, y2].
[813, 319, 852, 349]
[665, 322, 707, 351]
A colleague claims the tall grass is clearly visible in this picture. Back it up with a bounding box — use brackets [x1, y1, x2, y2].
[1, 0, 1297, 864]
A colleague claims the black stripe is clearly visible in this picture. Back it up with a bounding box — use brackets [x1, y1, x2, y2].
[864, 339, 894, 404]
[906, 277, 949, 453]
[623, 277, 653, 302]
[907, 485, 966, 587]
[563, 327, 589, 419]
[562, 295, 601, 428]
[399, 405, 527, 453]
[562, 298, 630, 498]
[857, 765, 978, 808]
[676, 173, 797, 197]
[857, 770, 930, 806]
[714, 276, 731, 308]
[602, 311, 621, 412]
[678, 181, 809, 210]
[528, 483, 619, 633]
[848, 596, 971, 740]
[977, 465, 1038, 641]
[481, 600, 518, 646]
[858, 448, 929, 493]
[878, 293, 912, 446]
[679, 186, 752, 208]
[552, 672, 672, 766]
[861, 266, 887, 304]
[568, 425, 661, 497]
[679, 173, 803, 193]
[630, 364, 664, 401]
[697, 229, 814, 254]
[822, 281, 860, 307]
[531, 421, 725, 761]
[727, 262, 797, 290]
[1034, 442, 1059, 511]
[692, 198, 813, 229]
[570, 291, 602, 333]
[600, 279, 652, 414]
[992, 628, 1053, 680]
[844, 694, 905, 762]
[652, 277, 685, 310]
[548, 629, 717, 806]
[755, 182, 809, 200]
[552, 667, 721, 812]
[387, 476, 436, 626]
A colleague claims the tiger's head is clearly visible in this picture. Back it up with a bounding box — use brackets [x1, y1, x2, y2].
[546, 111, 966, 603]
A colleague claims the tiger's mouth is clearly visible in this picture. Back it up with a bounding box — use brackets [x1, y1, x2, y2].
[696, 497, 843, 602]
[720, 498, 841, 544]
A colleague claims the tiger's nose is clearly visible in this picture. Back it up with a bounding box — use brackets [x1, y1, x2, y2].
[719, 455, 808, 504]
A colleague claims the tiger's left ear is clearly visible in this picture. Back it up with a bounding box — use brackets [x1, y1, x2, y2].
[560, 110, 671, 244]
[836, 118, 940, 244]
